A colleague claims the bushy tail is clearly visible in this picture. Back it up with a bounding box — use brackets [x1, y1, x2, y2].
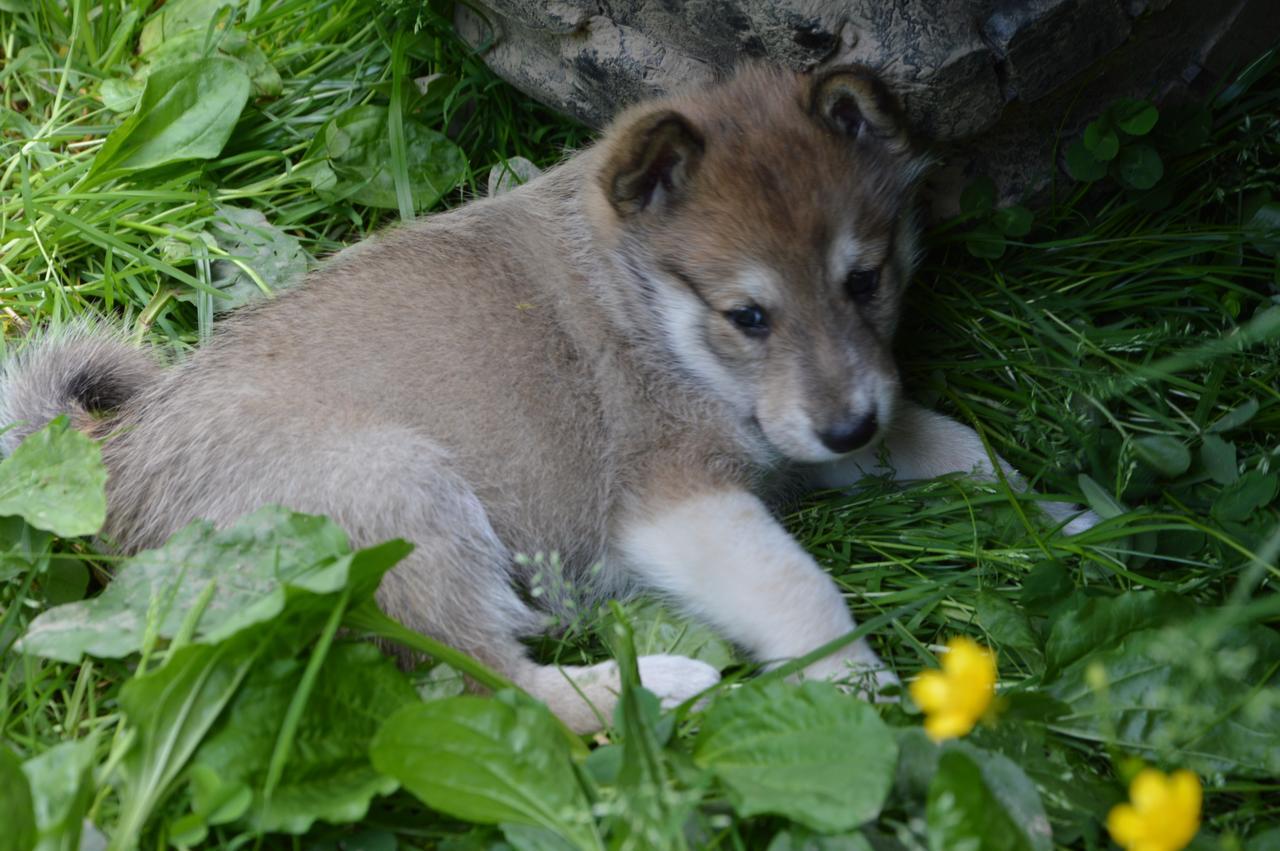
[0, 324, 163, 455]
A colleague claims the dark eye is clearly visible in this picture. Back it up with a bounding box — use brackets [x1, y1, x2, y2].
[845, 268, 880, 304]
[725, 304, 770, 337]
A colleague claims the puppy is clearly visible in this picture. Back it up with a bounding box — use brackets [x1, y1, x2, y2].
[0, 65, 1092, 732]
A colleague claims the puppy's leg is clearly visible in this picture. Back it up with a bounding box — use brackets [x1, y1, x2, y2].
[244, 423, 716, 733]
[807, 400, 1098, 535]
[618, 487, 899, 697]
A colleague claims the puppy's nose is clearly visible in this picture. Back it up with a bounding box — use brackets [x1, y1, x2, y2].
[818, 412, 878, 454]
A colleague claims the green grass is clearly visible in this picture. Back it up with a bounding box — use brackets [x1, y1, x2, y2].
[2, 2, 1279, 850]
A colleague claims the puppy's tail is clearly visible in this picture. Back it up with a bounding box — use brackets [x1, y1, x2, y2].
[0, 323, 162, 455]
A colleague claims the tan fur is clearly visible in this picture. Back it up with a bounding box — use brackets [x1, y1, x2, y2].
[0, 65, 1091, 731]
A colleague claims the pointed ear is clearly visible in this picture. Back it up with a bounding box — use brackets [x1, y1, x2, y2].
[599, 109, 705, 217]
[809, 66, 909, 153]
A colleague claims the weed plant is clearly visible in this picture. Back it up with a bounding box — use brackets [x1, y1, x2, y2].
[1, 2, 1278, 850]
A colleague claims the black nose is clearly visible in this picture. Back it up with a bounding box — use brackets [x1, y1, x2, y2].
[818, 413, 878, 454]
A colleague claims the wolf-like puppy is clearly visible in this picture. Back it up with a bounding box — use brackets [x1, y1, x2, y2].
[1, 65, 1091, 732]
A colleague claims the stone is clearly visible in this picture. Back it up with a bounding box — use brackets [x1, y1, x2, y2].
[454, 0, 1278, 207]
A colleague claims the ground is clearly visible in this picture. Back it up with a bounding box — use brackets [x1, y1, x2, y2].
[1, 2, 1278, 850]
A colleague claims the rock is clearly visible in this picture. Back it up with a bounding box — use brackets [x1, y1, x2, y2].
[455, 0, 1277, 207]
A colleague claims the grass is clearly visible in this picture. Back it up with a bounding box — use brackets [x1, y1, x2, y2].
[2, 2, 1279, 850]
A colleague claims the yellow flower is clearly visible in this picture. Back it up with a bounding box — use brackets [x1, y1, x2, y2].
[1107, 769, 1202, 851]
[908, 637, 997, 741]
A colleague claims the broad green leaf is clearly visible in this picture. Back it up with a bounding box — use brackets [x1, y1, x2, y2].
[88, 58, 251, 183]
[892, 727, 941, 802]
[1249, 827, 1280, 850]
[1109, 98, 1159, 136]
[694, 680, 897, 832]
[18, 507, 411, 662]
[112, 640, 261, 848]
[42, 557, 89, 605]
[1043, 591, 1190, 678]
[487, 156, 542, 197]
[139, 0, 235, 53]
[370, 695, 601, 850]
[975, 590, 1041, 659]
[1133, 435, 1191, 478]
[141, 27, 281, 97]
[501, 824, 583, 851]
[1200, 435, 1239, 485]
[1208, 398, 1259, 433]
[1083, 122, 1119, 160]
[963, 728, 1104, 846]
[221, 36, 282, 97]
[997, 690, 1071, 724]
[926, 746, 1052, 851]
[965, 224, 1006, 259]
[303, 105, 466, 211]
[21, 738, 96, 851]
[188, 764, 251, 825]
[99, 77, 143, 113]
[176, 205, 310, 312]
[1019, 560, 1075, 616]
[0, 417, 106, 537]
[1076, 474, 1126, 520]
[1113, 144, 1163, 190]
[0, 517, 52, 584]
[959, 176, 995, 215]
[1047, 624, 1280, 777]
[190, 643, 418, 833]
[1065, 140, 1107, 182]
[767, 829, 873, 851]
[1212, 470, 1279, 522]
[0, 746, 37, 851]
[993, 205, 1033, 238]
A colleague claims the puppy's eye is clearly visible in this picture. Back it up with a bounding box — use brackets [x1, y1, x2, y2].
[845, 268, 880, 304]
[725, 305, 770, 338]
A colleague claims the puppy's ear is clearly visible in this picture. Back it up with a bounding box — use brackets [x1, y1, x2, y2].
[809, 66, 909, 153]
[600, 109, 705, 217]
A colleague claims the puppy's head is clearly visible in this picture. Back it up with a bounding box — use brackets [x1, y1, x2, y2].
[594, 65, 928, 462]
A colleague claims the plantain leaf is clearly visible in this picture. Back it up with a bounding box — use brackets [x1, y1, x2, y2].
[1, 746, 37, 851]
[926, 745, 1052, 851]
[1047, 623, 1280, 777]
[976, 590, 1042, 660]
[371, 695, 601, 849]
[20, 738, 97, 851]
[303, 105, 466, 211]
[88, 58, 250, 183]
[0, 417, 106, 538]
[190, 643, 418, 833]
[1043, 591, 1191, 678]
[18, 507, 410, 663]
[694, 680, 897, 832]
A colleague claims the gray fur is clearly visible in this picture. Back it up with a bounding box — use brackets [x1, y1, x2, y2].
[1, 66, 946, 728]
[0, 323, 163, 455]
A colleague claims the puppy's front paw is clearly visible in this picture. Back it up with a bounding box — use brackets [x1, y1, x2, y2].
[801, 644, 901, 703]
[636, 654, 722, 708]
